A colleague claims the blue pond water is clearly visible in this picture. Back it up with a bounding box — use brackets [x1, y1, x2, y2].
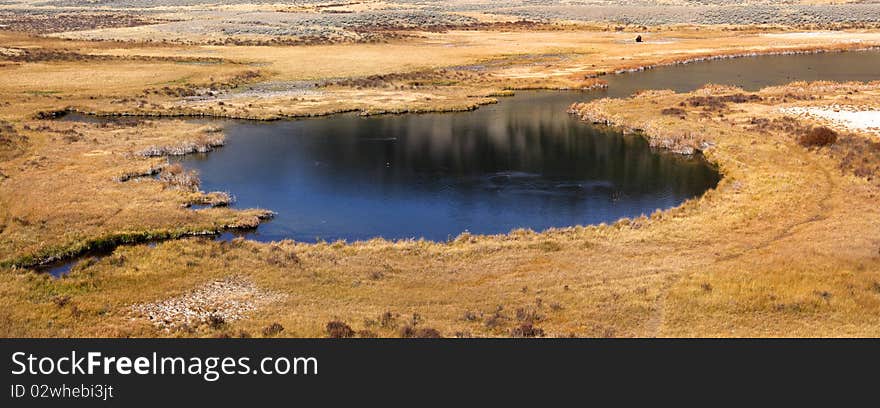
[45, 50, 880, 275]
[178, 51, 880, 242]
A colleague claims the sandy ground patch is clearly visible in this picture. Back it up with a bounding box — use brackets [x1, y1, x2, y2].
[782, 105, 880, 138]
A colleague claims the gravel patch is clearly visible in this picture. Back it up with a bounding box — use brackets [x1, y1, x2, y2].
[130, 277, 285, 331]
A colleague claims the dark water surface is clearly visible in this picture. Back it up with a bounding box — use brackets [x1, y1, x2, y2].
[176, 50, 880, 243]
[183, 102, 718, 242]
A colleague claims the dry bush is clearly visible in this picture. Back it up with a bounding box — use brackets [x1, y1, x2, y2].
[661, 107, 686, 116]
[831, 133, 880, 186]
[510, 323, 545, 338]
[326, 321, 355, 338]
[484, 306, 508, 329]
[51, 295, 71, 307]
[379, 311, 398, 329]
[515, 307, 544, 325]
[0, 120, 27, 160]
[265, 245, 299, 267]
[262, 323, 284, 337]
[721, 94, 763, 104]
[747, 116, 839, 149]
[399, 326, 442, 338]
[207, 313, 226, 329]
[158, 163, 200, 191]
[782, 92, 816, 101]
[798, 126, 838, 148]
[0, 121, 18, 143]
[0, 11, 160, 34]
[747, 116, 804, 134]
[357, 329, 377, 338]
[684, 93, 762, 111]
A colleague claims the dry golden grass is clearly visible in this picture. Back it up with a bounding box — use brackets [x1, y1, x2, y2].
[4, 27, 880, 120]
[1, 28, 880, 337]
[0, 118, 272, 267]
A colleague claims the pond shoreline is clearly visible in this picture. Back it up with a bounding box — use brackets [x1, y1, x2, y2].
[41, 44, 880, 122]
[21, 47, 880, 274]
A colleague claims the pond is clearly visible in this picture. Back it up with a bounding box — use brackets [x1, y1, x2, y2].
[178, 50, 880, 243]
[181, 94, 718, 242]
[45, 50, 880, 275]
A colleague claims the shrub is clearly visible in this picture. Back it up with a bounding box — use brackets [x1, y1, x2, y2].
[51, 295, 71, 307]
[326, 320, 355, 338]
[400, 325, 442, 338]
[685, 96, 726, 111]
[510, 323, 545, 338]
[515, 307, 543, 324]
[379, 311, 397, 329]
[158, 163, 200, 191]
[262, 323, 284, 337]
[357, 330, 377, 338]
[206, 313, 226, 329]
[798, 126, 838, 147]
[684, 94, 761, 112]
[484, 305, 507, 329]
[266, 245, 299, 267]
[109, 255, 126, 267]
[368, 270, 384, 280]
[661, 107, 686, 116]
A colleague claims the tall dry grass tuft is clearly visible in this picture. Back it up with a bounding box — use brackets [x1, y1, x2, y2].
[158, 163, 200, 191]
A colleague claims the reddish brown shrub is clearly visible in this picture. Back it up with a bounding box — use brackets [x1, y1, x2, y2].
[326, 321, 355, 338]
[357, 329, 378, 338]
[661, 107, 686, 116]
[510, 323, 545, 338]
[798, 126, 838, 147]
[399, 325, 442, 338]
[262, 323, 284, 337]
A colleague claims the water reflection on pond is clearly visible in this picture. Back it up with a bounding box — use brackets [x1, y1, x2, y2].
[172, 50, 880, 242]
[180, 91, 719, 242]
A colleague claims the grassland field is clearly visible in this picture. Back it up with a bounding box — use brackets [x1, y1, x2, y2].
[1, 1, 880, 337]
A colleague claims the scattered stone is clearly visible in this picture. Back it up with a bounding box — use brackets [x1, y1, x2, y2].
[130, 277, 285, 331]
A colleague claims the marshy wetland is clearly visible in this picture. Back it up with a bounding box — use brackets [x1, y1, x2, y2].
[3, 6, 880, 337]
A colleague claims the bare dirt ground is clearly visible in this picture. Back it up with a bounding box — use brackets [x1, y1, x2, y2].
[1, 1, 880, 337]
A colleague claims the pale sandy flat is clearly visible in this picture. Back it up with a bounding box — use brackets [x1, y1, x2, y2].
[782, 106, 880, 138]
